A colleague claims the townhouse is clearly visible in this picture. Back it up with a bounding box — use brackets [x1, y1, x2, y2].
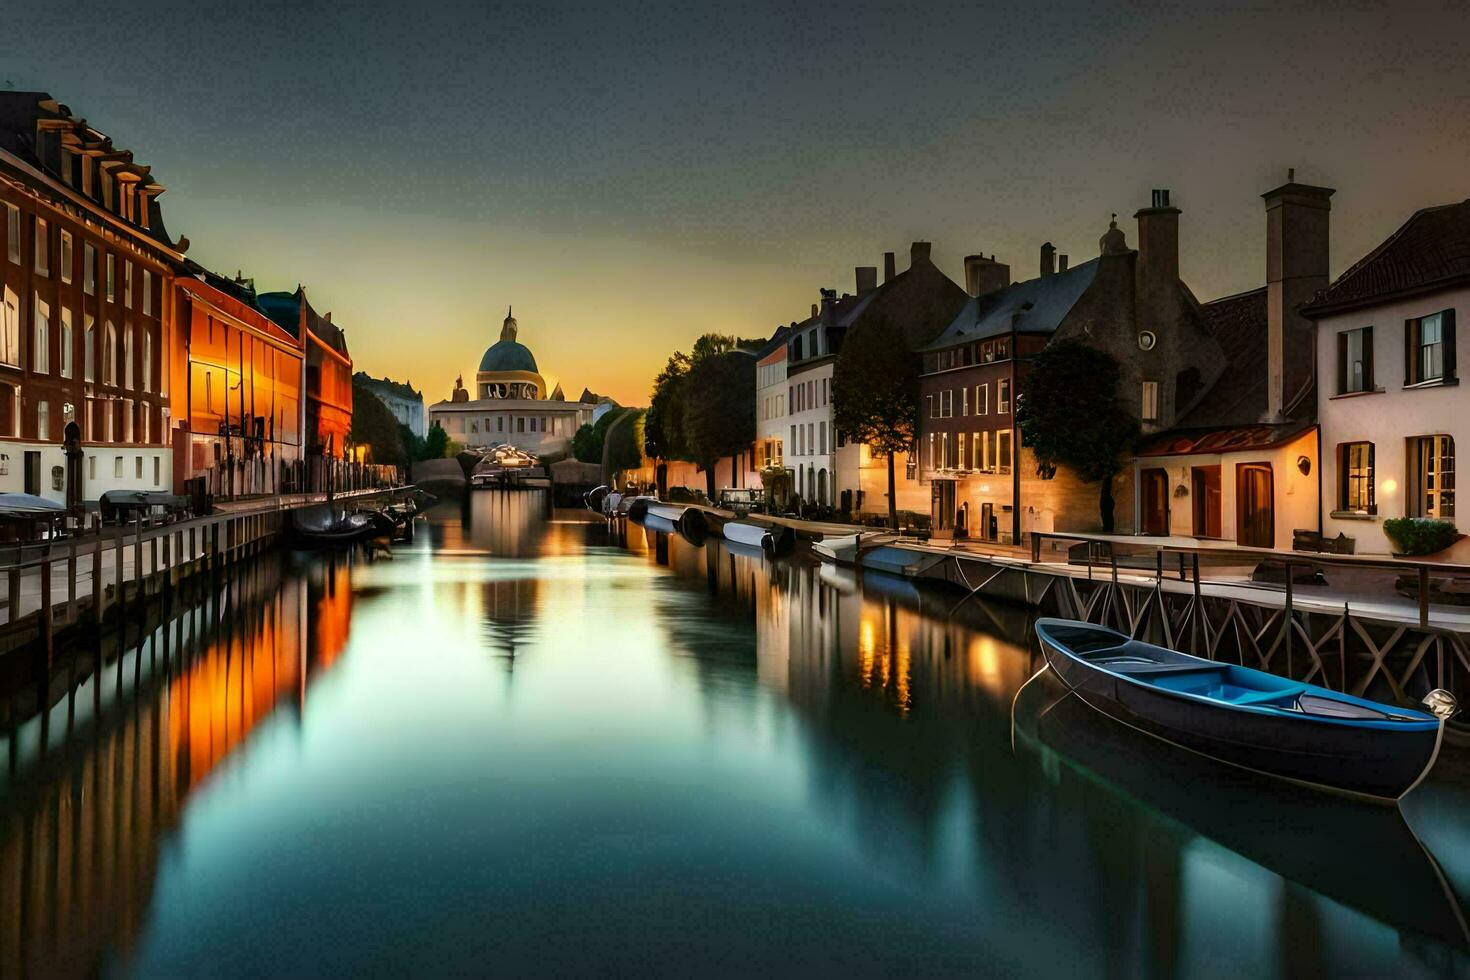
[1307, 198, 1469, 559]
[754, 325, 790, 506]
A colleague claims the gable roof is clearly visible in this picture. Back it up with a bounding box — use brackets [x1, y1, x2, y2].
[1305, 200, 1470, 315]
[921, 258, 1099, 351]
[1173, 287, 1269, 428]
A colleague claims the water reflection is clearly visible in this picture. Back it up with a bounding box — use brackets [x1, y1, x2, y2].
[0, 493, 1463, 976]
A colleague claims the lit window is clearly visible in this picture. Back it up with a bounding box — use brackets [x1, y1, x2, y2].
[33, 217, 48, 276]
[142, 269, 152, 315]
[37, 400, 49, 440]
[1407, 311, 1455, 385]
[124, 261, 133, 308]
[59, 230, 73, 283]
[60, 307, 72, 379]
[1338, 442, 1374, 514]
[976, 384, 988, 415]
[997, 430, 1013, 473]
[106, 254, 115, 302]
[1337, 327, 1372, 394]
[84, 243, 95, 294]
[124, 325, 134, 389]
[998, 379, 1011, 414]
[84, 315, 95, 381]
[1141, 381, 1159, 421]
[1410, 435, 1455, 519]
[0, 287, 18, 367]
[4, 204, 18, 264]
[32, 295, 49, 374]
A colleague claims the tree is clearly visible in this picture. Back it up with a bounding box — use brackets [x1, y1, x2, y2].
[832, 309, 920, 529]
[572, 408, 633, 465]
[603, 408, 646, 479]
[1015, 338, 1140, 532]
[683, 349, 756, 500]
[350, 383, 408, 470]
[423, 421, 450, 460]
[643, 334, 764, 496]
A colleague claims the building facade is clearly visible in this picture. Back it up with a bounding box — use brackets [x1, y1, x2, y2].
[755, 327, 789, 504]
[259, 287, 353, 464]
[355, 372, 425, 439]
[429, 309, 599, 457]
[1134, 179, 1332, 551]
[170, 270, 306, 499]
[1308, 199, 1468, 559]
[0, 93, 179, 505]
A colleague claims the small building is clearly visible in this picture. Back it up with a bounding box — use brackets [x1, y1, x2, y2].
[429, 308, 598, 457]
[354, 372, 425, 439]
[0, 92, 179, 506]
[1307, 197, 1469, 559]
[755, 325, 790, 505]
[171, 267, 306, 499]
[1133, 178, 1332, 550]
[921, 196, 1225, 543]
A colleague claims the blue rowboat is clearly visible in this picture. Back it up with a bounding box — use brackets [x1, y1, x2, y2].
[1034, 618, 1451, 801]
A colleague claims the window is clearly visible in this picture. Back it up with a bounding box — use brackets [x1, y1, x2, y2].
[114, 456, 122, 478]
[1141, 380, 1159, 421]
[124, 261, 133, 308]
[995, 338, 1010, 360]
[4, 204, 18, 263]
[789, 424, 796, 455]
[124, 325, 134, 389]
[1338, 442, 1375, 514]
[1338, 326, 1373, 393]
[84, 243, 95, 294]
[927, 432, 935, 470]
[88, 455, 95, 480]
[124, 399, 134, 442]
[142, 269, 152, 315]
[819, 421, 827, 454]
[927, 394, 936, 419]
[997, 430, 1013, 473]
[32, 296, 49, 373]
[84, 315, 95, 381]
[998, 379, 1011, 414]
[59, 230, 73, 283]
[153, 456, 160, 486]
[517, 417, 525, 433]
[962, 387, 969, 416]
[958, 431, 967, 469]
[106, 254, 115, 302]
[33, 217, 47, 276]
[37, 400, 49, 440]
[0, 287, 17, 367]
[940, 389, 953, 418]
[1407, 311, 1455, 385]
[60, 308, 72, 378]
[976, 384, 988, 415]
[1410, 435, 1455, 519]
[975, 431, 992, 472]
[105, 401, 114, 442]
[135, 456, 143, 479]
[104, 321, 116, 384]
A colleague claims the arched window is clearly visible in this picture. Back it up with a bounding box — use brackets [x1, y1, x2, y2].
[103, 321, 116, 385]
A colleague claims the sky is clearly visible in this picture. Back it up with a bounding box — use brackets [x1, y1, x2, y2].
[4, 0, 1469, 406]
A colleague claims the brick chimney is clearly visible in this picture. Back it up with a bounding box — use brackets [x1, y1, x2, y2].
[910, 241, 931, 267]
[1040, 242, 1055, 277]
[964, 254, 1010, 297]
[1133, 188, 1181, 340]
[1263, 173, 1334, 420]
[855, 266, 877, 295]
[1058, 254, 1069, 273]
[883, 251, 896, 282]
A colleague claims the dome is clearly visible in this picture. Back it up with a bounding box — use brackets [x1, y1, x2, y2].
[1099, 213, 1129, 256]
[479, 339, 539, 374]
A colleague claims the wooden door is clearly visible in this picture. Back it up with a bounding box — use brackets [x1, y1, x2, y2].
[1191, 465, 1222, 538]
[1141, 468, 1169, 536]
[1236, 463, 1275, 548]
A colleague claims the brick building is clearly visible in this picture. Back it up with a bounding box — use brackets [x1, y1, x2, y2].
[918, 196, 1225, 543]
[0, 92, 180, 506]
[259, 287, 354, 483]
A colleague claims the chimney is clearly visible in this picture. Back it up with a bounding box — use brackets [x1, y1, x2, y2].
[1263, 174, 1334, 420]
[819, 287, 838, 326]
[910, 241, 931, 267]
[855, 266, 877, 295]
[1133, 189, 1181, 349]
[963, 254, 1011, 297]
[810, 303, 818, 319]
[1040, 242, 1055, 277]
[883, 251, 897, 282]
[1058, 254, 1069, 273]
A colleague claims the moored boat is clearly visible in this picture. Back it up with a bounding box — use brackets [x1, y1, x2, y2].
[289, 505, 376, 547]
[811, 531, 896, 566]
[721, 520, 794, 556]
[1034, 618, 1453, 801]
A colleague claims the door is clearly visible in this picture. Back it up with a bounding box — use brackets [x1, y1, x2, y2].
[1141, 468, 1170, 536]
[931, 481, 955, 533]
[1191, 465, 1222, 538]
[1236, 463, 1275, 548]
[23, 451, 40, 496]
[980, 502, 996, 542]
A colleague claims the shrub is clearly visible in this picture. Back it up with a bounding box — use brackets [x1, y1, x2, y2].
[1383, 517, 1460, 556]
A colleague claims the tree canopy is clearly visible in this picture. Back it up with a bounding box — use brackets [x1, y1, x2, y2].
[423, 421, 450, 459]
[1014, 338, 1140, 531]
[832, 309, 921, 528]
[350, 383, 408, 471]
[644, 334, 762, 495]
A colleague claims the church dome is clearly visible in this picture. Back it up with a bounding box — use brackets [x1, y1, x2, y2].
[1099, 214, 1129, 256]
[478, 306, 539, 373]
[479, 339, 539, 374]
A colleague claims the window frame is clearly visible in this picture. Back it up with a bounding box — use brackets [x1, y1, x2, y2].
[1406, 310, 1457, 386]
[1337, 441, 1375, 515]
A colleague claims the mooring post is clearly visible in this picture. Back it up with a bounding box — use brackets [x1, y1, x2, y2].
[1418, 567, 1430, 628]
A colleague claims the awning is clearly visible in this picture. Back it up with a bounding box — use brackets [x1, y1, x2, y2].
[1136, 421, 1315, 458]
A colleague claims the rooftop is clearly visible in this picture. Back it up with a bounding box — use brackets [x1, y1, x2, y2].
[922, 258, 1100, 351]
[1172, 287, 1269, 429]
[1305, 199, 1470, 315]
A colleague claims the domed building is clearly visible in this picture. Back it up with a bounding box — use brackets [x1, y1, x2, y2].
[477, 308, 546, 400]
[429, 306, 614, 457]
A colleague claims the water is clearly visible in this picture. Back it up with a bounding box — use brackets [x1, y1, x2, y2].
[2, 492, 1468, 977]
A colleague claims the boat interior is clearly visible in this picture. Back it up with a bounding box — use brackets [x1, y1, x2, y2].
[1044, 625, 1429, 723]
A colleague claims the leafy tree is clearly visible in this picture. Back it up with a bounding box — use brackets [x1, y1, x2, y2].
[603, 408, 646, 477]
[572, 408, 635, 465]
[1015, 338, 1140, 532]
[350, 382, 408, 470]
[683, 349, 756, 499]
[423, 421, 450, 460]
[643, 334, 764, 494]
[832, 309, 920, 529]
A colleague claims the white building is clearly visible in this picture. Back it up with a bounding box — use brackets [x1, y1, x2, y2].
[755, 327, 788, 497]
[428, 309, 599, 457]
[1310, 199, 1469, 559]
[355, 372, 425, 439]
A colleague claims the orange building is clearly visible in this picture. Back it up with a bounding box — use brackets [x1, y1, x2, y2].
[259, 286, 354, 488]
[169, 268, 307, 498]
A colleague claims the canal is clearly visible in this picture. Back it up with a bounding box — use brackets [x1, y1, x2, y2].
[1, 492, 1467, 976]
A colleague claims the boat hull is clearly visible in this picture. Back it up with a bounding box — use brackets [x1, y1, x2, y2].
[1038, 623, 1441, 801]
